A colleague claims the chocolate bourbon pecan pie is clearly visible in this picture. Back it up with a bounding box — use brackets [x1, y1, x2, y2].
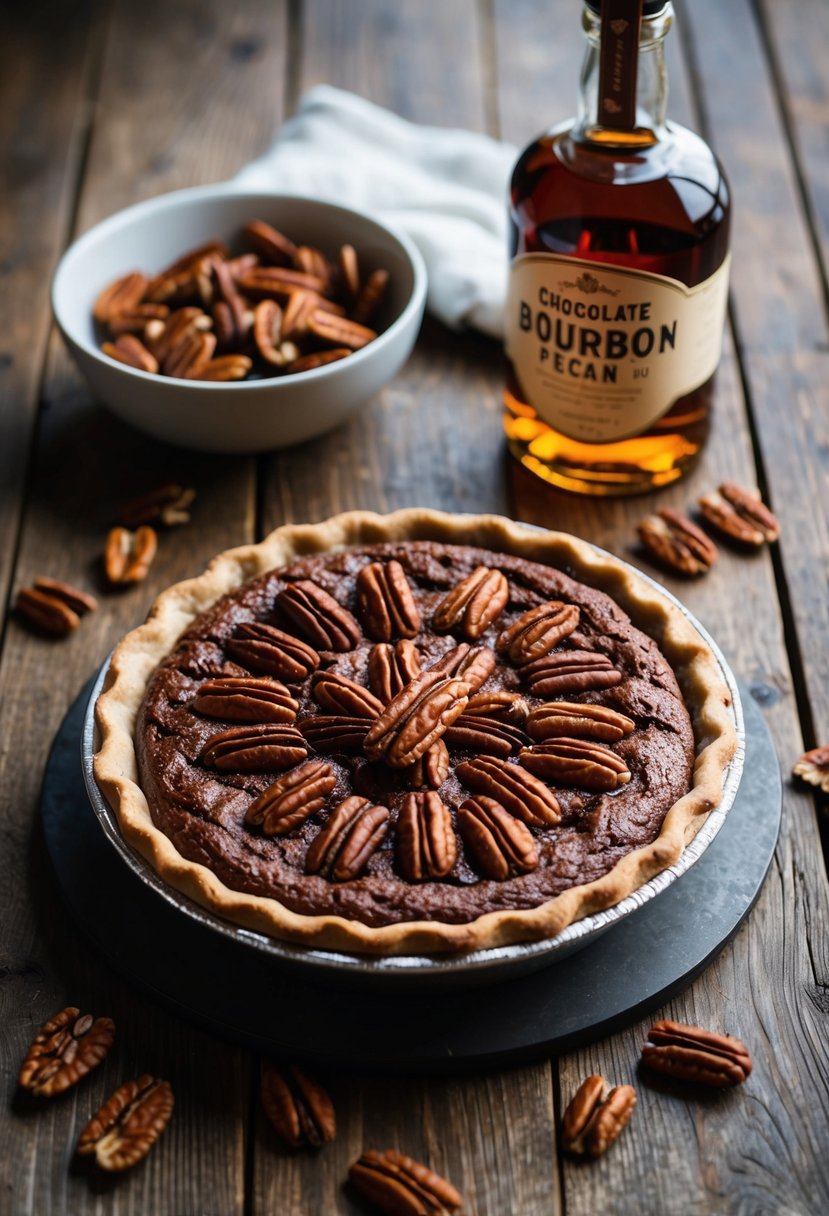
[94, 510, 737, 954]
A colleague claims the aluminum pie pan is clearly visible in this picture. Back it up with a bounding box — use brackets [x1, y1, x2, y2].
[81, 550, 744, 991]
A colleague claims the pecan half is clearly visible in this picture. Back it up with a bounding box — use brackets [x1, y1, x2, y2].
[397, 791, 457, 881]
[16, 579, 97, 635]
[104, 525, 158, 585]
[356, 560, 421, 642]
[429, 642, 496, 693]
[699, 482, 780, 546]
[93, 272, 148, 323]
[522, 650, 623, 697]
[793, 745, 829, 793]
[432, 565, 510, 640]
[307, 309, 376, 350]
[351, 268, 390, 326]
[466, 690, 530, 725]
[276, 580, 362, 652]
[520, 738, 631, 791]
[119, 483, 196, 528]
[368, 640, 422, 704]
[102, 334, 159, 373]
[227, 621, 320, 682]
[305, 796, 389, 880]
[209, 257, 252, 348]
[496, 601, 580, 664]
[527, 701, 635, 744]
[300, 714, 373, 754]
[164, 329, 217, 379]
[238, 265, 326, 298]
[246, 760, 336, 835]
[638, 508, 718, 576]
[312, 670, 383, 719]
[287, 348, 352, 373]
[32, 577, 98, 616]
[456, 756, 561, 826]
[294, 244, 331, 289]
[349, 1149, 462, 1216]
[243, 219, 298, 266]
[561, 1075, 637, 1157]
[76, 1075, 174, 1171]
[444, 714, 528, 758]
[642, 1020, 752, 1087]
[147, 239, 229, 295]
[261, 1062, 336, 1149]
[281, 288, 326, 340]
[19, 1006, 115, 1097]
[191, 676, 298, 724]
[190, 354, 254, 381]
[363, 670, 469, 768]
[253, 298, 285, 365]
[145, 307, 212, 364]
[457, 795, 538, 880]
[407, 739, 450, 789]
[338, 244, 360, 299]
[107, 303, 169, 336]
[200, 723, 307, 772]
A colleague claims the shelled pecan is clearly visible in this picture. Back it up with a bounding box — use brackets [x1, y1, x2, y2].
[191, 676, 299, 723]
[276, 579, 362, 652]
[261, 1062, 336, 1149]
[561, 1075, 636, 1157]
[104, 525, 158, 585]
[456, 755, 561, 826]
[368, 639, 422, 703]
[699, 482, 780, 546]
[363, 670, 469, 768]
[396, 791, 457, 880]
[119, 483, 196, 528]
[245, 760, 337, 835]
[76, 1075, 173, 1171]
[305, 796, 389, 881]
[638, 508, 718, 576]
[457, 795, 539, 879]
[496, 600, 580, 664]
[19, 1006, 115, 1097]
[199, 723, 308, 772]
[15, 578, 97, 637]
[641, 1020, 752, 1087]
[792, 745, 829, 793]
[527, 701, 634, 743]
[520, 738, 631, 791]
[356, 559, 421, 641]
[226, 621, 320, 682]
[348, 1149, 462, 1216]
[432, 564, 510, 640]
[521, 650, 623, 697]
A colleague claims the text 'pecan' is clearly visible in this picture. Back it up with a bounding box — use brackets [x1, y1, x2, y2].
[349, 1149, 462, 1216]
[561, 1075, 636, 1158]
[19, 1006, 115, 1098]
[641, 1020, 752, 1087]
[261, 1062, 336, 1149]
[305, 796, 389, 881]
[396, 791, 457, 881]
[432, 564, 510, 640]
[356, 559, 422, 641]
[76, 1075, 174, 1171]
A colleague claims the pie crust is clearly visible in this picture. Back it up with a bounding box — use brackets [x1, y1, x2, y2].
[94, 509, 737, 955]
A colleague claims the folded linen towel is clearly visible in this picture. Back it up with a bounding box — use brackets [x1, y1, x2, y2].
[233, 85, 518, 339]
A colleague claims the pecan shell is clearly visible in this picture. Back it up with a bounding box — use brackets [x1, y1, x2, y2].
[245, 760, 336, 835]
[312, 670, 384, 718]
[527, 702, 635, 744]
[521, 650, 623, 697]
[19, 1006, 115, 1097]
[261, 1062, 336, 1149]
[349, 1149, 462, 1216]
[456, 756, 561, 827]
[76, 1075, 174, 1172]
[432, 565, 510, 639]
[429, 642, 496, 692]
[368, 640, 422, 703]
[305, 796, 389, 881]
[396, 792, 457, 881]
[638, 508, 718, 576]
[191, 676, 299, 724]
[444, 713, 528, 758]
[407, 739, 451, 789]
[356, 560, 422, 641]
[496, 600, 580, 664]
[200, 723, 308, 772]
[227, 621, 320, 682]
[276, 580, 362, 652]
[561, 1075, 636, 1158]
[641, 1020, 752, 1087]
[300, 714, 372, 754]
[363, 670, 469, 768]
[793, 745, 829, 793]
[457, 796, 539, 880]
[520, 738, 631, 791]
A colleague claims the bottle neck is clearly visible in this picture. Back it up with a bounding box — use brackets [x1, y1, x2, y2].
[576, 3, 672, 147]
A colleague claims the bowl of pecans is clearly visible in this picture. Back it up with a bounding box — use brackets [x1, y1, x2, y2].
[52, 187, 427, 452]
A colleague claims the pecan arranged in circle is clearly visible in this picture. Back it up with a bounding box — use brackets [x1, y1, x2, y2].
[456, 756, 561, 826]
[245, 760, 337, 835]
[561, 1075, 636, 1158]
[19, 1006, 115, 1098]
[276, 580, 362, 652]
[396, 792, 457, 881]
[638, 508, 718, 576]
[792, 745, 829, 793]
[457, 795, 539, 880]
[363, 671, 469, 768]
[312, 670, 384, 718]
[407, 739, 451, 790]
[432, 564, 510, 640]
[496, 600, 580, 665]
[521, 650, 623, 698]
[444, 713, 528, 758]
[261, 1062, 336, 1150]
[76, 1075, 174, 1172]
[300, 714, 373, 754]
[368, 640, 422, 703]
[227, 621, 320, 683]
[200, 723, 308, 772]
[429, 642, 496, 692]
[520, 738, 631, 791]
[641, 1020, 752, 1087]
[699, 482, 780, 546]
[527, 701, 634, 743]
[356, 559, 422, 641]
[349, 1149, 462, 1216]
[466, 689, 530, 724]
[191, 676, 299, 723]
[305, 796, 389, 881]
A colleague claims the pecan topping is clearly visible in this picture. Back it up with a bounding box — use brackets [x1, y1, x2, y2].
[300, 714, 372, 754]
[76, 1075, 174, 1172]
[356, 560, 421, 641]
[200, 723, 307, 772]
[307, 309, 377, 350]
[305, 796, 389, 880]
[432, 565, 510, 640]
[638, 508, 718, 576]
[351, 268, 390, 326]
[102, 334, 159, 373]
[397, 792, 457, 881]
[429, 642, 496, 692]
[246, 760, 336, 835]
[104, 525, 158, 585]
[407, 739, 450, 790]
[227, 622, 320, 682]
[457, 796, 539, 880]
[276, 580, 362, 652]
[444, 714, 528, 758]
[349, 1149, 462, 1216]
[496, 600, 580, 664]
[520, 738, 631, 791]
[466, 690, 530, 725]
[793, 745, 829, 793]
[119, 483, 196, 528]
[522, 650, 623, 697]
[561, 1075, 637, 1157]
[242, 219, 297, 266]
[363, 670, 469, 768]
[19, 1006, 115, 1097]
[93, 272, 148, 323]
[641, 1020, 752, 1087]
[261, 1062, 336, 1149]
[192, 676, 299, 723]
[456, 756, 561, 827]
[527, 701, 635, 744]
[368, 640, 422, 703]
[312, 670, 384, 718]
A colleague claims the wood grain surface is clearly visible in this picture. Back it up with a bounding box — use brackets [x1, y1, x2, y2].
[1, 1, 827, 1213]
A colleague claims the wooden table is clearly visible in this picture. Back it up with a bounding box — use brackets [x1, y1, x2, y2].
[3, 1, 828, 1211]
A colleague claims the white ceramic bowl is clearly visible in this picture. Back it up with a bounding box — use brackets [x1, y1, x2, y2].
[52, 187, 427, 453]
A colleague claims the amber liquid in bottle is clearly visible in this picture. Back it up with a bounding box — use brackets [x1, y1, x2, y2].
[504, 4, 730, 495]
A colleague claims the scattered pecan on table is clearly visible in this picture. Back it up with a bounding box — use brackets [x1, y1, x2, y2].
[260, 1062, 336, 1150]
[348, 1149, 463, 1215]
[793, 746, 829, 793]
[18, 1005, 115, 1097]
[698, 482, 780, 547]
[641, 1019, 752, 1087]
[638, 507, 718, 576]
[561, 1074, 637, 1158]
[14, 579, 98, 637]
[76, 1074, 174, 1171]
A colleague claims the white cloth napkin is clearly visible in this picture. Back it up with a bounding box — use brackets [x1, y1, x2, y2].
[233, 85, 517, 339]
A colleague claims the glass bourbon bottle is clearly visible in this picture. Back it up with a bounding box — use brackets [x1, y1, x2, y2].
[504, 0, 730, 495]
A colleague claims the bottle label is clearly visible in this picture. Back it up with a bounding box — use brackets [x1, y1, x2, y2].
[505, 252, 731, 443]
